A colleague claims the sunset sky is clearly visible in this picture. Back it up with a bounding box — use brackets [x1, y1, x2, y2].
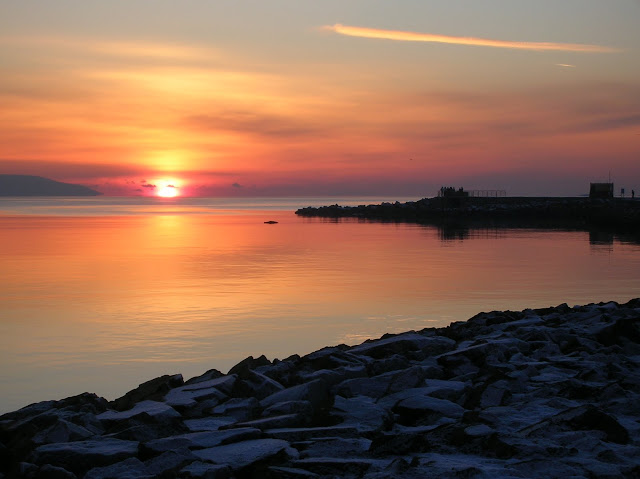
[1, 1, 639, 197]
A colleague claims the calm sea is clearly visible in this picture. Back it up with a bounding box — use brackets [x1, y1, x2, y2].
[1, 196, 639, 413]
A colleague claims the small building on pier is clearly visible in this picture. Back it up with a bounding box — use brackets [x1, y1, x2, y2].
[589, 183, 614, 199]
[438, 186, 469, 198]
[438, 186, 469, 208]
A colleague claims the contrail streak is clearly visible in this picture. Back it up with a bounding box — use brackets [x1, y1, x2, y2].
[324, 24, 618, 53]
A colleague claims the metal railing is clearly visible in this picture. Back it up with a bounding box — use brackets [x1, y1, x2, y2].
[468, 190, 506, 198]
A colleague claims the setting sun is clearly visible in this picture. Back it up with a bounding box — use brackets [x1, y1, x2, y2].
[157, 185, 178, 197]
[153, 179, 181, 197]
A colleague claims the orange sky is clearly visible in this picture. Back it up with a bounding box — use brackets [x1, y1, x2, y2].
[1, 1, 639, 196]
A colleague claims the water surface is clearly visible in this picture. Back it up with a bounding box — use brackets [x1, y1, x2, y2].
[1, 197, 639, 413]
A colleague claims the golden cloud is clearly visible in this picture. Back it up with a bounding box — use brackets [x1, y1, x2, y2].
[323, 24, 619, 53]
[0, 35, 216, 61]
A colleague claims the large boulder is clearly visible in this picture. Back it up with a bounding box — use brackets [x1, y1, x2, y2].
[260, 379, 332, 420]
[335, 365, 428, 399]
[228, 355, 272, 376]
[350, 332, 455, 360]
[31, 438, 139, 475]
[520, 404, 630, 445]
[332, 395, 393, 433]
[596, 316, 640, 348]
[232, 370, 284, 400]
[393, 395, 465, 426]
[212, 397, 261, 422]
[184, 368, 224, 386]
[299, 347, 366, 371]
[110, 375, 184, 412]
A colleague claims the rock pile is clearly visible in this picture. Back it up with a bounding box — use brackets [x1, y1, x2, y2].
[2, 299, 639, 478]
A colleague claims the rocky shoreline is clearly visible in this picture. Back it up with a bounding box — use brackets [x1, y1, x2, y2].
[295, 197, 640, 233]
[2, 300, 639, 478]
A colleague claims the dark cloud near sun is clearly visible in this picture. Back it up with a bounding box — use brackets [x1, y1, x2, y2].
[184, 111, 323, 139]
[0, 159, 148, 179]
[232, 182, 244, 188]
[577, 113, 640, 132]
[141, 183, 156, 189]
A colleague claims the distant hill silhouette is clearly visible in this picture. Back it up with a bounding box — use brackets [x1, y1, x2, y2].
[0, 175, 101, 196]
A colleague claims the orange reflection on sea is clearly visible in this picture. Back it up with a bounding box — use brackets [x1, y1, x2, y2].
[1, 212, 640, 414]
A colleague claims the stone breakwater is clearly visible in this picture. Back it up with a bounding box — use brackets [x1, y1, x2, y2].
[296, 197, 640, 232]
[2, 300, 640, 478]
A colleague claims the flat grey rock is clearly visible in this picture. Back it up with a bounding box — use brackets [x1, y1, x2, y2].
[212, 397, 259, 421]
[36, 464, 77, 479]
[262, 400, 313, 417]
[231, 413, 306, 430]
[184, 417, 237, 432]
[32, 438, 139, 474]
[179, 461, 232, 478]
[464, 424, 495, 437]
[265, 425, 360, 441]
[291, 457, 384, 476]
[144, 449, 196, 476]
[300, 437, 372, 458]
[143, 428, 261, 453]
[32, 418, 95, 445]
[97, 400, 180, 423]
[192, 438, 291, 470]
[267, 466, 321, 478]
[85, 457, 151, 479]
[332, 395, 391, 433]
[260, 379, 330, 412]
[164, 379, 229, 408]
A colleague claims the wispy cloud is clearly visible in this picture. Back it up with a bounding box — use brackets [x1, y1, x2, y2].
[0, 35, 214, 60]
[556, 63, 576, 68]
[323, 24, 619, 53]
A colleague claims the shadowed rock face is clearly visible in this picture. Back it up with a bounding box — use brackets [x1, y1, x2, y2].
[1, 299, 639, 478]
[0, 175, 101, 196]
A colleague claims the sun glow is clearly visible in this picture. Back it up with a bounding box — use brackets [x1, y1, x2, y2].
[154, 179, 181, 197]
[157, 186, 178, 197]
